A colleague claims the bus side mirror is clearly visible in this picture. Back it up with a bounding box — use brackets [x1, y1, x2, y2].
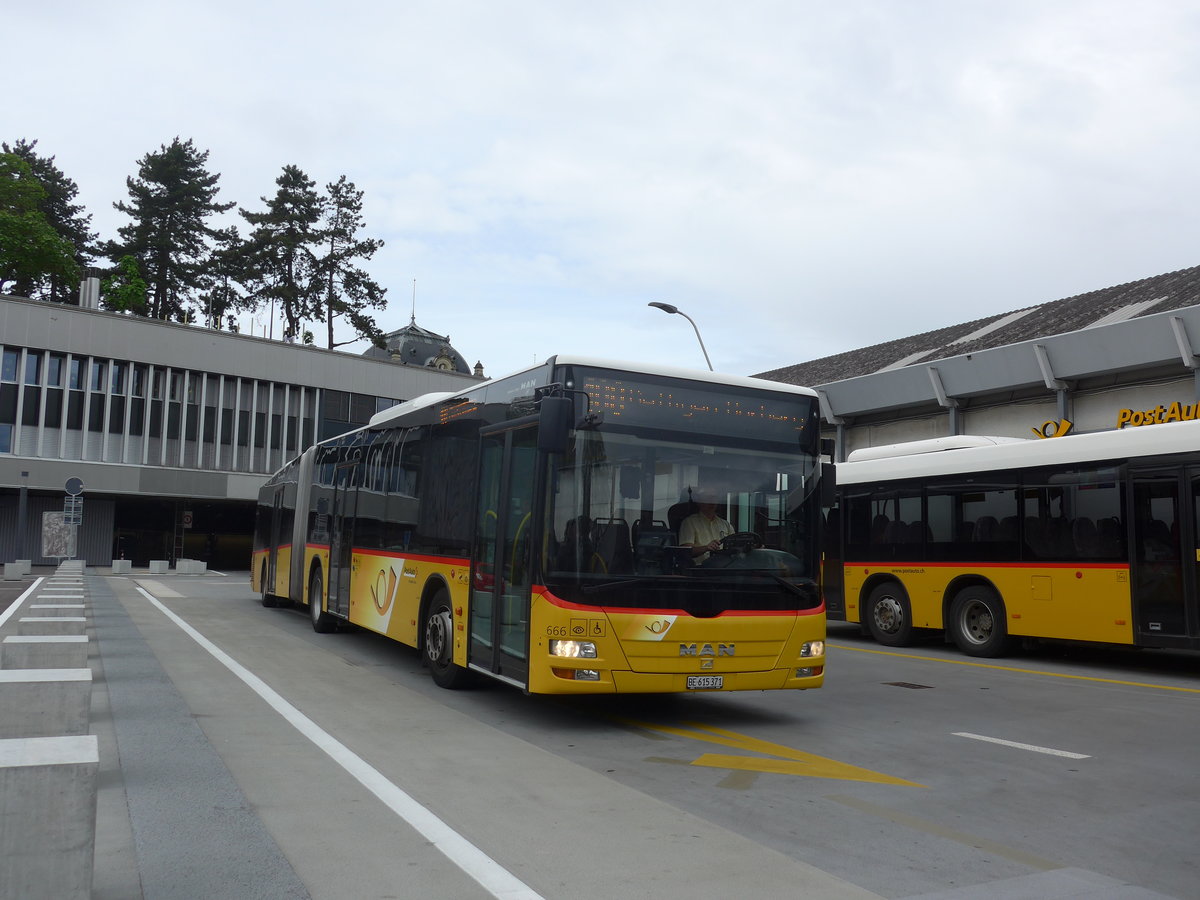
[820, 462, 837, 508]
[538, 396, 572, 454]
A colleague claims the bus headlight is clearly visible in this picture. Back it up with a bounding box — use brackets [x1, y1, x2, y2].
[801, 641, 824, 658]
[549, 640, 597, 659]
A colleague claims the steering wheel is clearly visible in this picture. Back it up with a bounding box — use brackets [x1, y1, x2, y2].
[719, 531, 764, 551]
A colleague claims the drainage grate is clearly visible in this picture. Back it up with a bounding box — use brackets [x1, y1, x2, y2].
[883, 681, 933, 689]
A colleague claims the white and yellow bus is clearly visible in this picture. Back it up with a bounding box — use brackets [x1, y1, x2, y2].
[252, 355, 830, 694]
[825, 420, 1200, 656]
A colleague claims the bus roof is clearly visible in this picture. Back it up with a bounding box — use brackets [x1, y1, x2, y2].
[546, 355, 819, 398]
[838, 419, 1200, 485]
[367, 355, 817, 430]
[845, 435, 1028, 462]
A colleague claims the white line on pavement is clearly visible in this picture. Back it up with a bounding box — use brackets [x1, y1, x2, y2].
[953, 732, 1090, 759]
[134, 585, 544, 900]
[0, 578, 44, 629]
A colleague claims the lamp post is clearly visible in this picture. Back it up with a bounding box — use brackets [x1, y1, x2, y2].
[647, 302, 713, 371]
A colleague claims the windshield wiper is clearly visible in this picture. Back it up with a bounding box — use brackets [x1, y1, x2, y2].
[769, 574, 818, 600]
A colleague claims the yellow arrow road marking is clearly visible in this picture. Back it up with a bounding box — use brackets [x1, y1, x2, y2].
[622, 719, 924, 787]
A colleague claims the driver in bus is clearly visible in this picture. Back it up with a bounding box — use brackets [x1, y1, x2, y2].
[679, 489, 734, 564]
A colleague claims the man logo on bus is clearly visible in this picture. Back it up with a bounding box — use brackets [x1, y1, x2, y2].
[679, 643, 735, 657]
[1032, 419, 1073, 439]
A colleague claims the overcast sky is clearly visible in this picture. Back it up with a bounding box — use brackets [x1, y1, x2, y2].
[9, 1, 1200, 380]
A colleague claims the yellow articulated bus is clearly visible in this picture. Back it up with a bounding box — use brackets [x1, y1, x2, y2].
[252, 355, 831, 694]
[824, 421, 1200, 656]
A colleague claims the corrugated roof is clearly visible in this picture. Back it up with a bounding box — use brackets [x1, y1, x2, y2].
[757, 265, 1200, 386]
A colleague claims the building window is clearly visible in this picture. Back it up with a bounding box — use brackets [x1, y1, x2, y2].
[22, 387, 40, 426]
[90, 360, 106, 392]
[67, 391, 84, 429]
[24, 352, 41, 385]
[69, 358, 83, 390]
[47, 355, 64, 387]
[44, 389, 63, 428]
[129, 397, 145, 435]
[1, 349, 17, 382]
[111, 362, 126, 395]
[88, 396, 106, 432]
[132, 364, 147, 398]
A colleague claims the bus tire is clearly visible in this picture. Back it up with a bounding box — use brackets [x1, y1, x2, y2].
[949, 586, 1011, 658]
[866, 582, 913, 647]
[423, 589, 470, 689]
[260, 563, 277, 608]
[309, 567, 336, 633]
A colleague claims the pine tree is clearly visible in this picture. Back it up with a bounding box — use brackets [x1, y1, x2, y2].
[105, 137, 234, 320]
[197, 226, 254, 330]
[239, 165, 322, 341]
[313, 175, 387, 349]
[0, 153, 79, 297]
[1, 139, 96, 302]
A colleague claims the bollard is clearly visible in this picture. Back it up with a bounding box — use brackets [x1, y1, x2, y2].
[0, 734, 99, 900]
[1, 636, 89, 670]
[18, 617, 87, 637]
[149, 560, 169, 574]
[0, 669, 92, 738]
[109, 559, 132, 574]
[28, 605, 87, 617]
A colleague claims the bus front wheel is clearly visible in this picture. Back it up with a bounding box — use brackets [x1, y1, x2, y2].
[866, 582, 913, 647]
[949, 586, 1011, 658]
[309, 568, 336, 633]
[423, 590, 470, 689]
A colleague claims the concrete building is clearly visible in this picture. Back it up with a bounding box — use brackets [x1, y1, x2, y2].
[758, 265, 1200, 460]
[0, 294, 483, 567]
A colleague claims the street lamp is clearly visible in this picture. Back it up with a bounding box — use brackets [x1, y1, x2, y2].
[647, 302, 713, 371]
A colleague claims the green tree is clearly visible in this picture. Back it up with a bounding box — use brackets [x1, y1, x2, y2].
[100, 255, 148, 315]
[313, 175, 387, 349]
[105, 137, 234, 320]
[239, 165, 322, 341]
[2, 139, 96, 302]
[197, 225, 254, 329]
[0, 153, 79, 297]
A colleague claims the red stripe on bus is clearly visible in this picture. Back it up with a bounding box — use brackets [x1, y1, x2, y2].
[845, 560, 1129, 570]
[303, 545, 469, 567]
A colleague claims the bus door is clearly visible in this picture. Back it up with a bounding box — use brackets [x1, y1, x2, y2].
[328, 458, 360, 619]
[469, 422, 539, 686]
[265, 487, 284, 591]
[1130, 470, 1194, 640]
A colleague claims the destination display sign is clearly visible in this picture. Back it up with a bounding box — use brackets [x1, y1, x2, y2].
[573, 369, 817, 444]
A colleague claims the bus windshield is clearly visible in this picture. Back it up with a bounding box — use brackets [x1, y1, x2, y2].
[542, 423, 822, 616]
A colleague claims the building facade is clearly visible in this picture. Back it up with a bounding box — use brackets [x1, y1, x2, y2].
[758, 265, 1200, 460]
[0, 295, 483, 567]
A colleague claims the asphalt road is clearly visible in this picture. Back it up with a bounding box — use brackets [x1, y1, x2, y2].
[8, 571, 1194, 899]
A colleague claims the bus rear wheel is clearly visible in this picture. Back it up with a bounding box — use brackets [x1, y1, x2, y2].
[423, 590, 470, 689]
[949, 586, 1011, 658]
[866, 582, 913, 647]
[309, 567, 336, 633]
[260, 563, 277, 608]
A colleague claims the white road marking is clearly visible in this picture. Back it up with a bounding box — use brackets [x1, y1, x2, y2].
[135, 586, 543, 900]
[0, 578, 44, 629]
[953, 732, 1090, 759]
